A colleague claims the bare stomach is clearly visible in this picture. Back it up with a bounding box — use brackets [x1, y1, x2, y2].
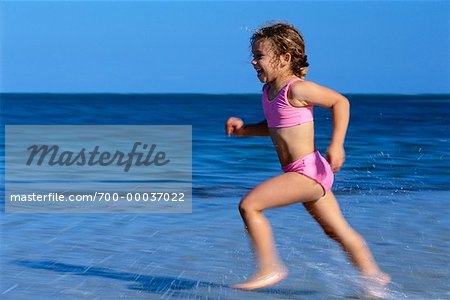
[269, 122, 316, 166]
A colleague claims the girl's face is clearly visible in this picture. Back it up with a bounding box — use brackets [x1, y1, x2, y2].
[251, 39, 282, 83]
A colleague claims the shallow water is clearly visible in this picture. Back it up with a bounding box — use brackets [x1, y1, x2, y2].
[1, 94, 449, 299]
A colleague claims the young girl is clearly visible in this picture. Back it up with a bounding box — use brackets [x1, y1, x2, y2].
[225, 23, 390, 291]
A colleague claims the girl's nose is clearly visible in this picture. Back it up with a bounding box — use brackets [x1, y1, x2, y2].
[251, 60, 257, 65]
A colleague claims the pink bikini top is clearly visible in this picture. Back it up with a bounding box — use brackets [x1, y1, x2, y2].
[262, 77, 314, 128]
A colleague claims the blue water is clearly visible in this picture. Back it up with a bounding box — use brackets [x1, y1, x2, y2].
[1, 94, 449, 299]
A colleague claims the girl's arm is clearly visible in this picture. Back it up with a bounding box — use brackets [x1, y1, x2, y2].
[289, 81, 350, 172]
[225, 118, 269, 136]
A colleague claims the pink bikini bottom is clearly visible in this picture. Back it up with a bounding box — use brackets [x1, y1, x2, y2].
[281, 151, 334, 195]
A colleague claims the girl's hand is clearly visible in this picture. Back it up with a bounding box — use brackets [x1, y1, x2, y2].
[225, 117, 244, 136]
[326, 144, 345, 173]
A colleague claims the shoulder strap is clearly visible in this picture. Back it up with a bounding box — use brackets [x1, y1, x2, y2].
[283, 78, 305, 107]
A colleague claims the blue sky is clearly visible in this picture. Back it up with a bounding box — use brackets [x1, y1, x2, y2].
[1, 1, 449, 94]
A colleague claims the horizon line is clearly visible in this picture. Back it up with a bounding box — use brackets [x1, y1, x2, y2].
[1, 92, 449, 97]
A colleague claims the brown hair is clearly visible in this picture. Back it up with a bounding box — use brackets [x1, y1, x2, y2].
[251, 22, 309, 79]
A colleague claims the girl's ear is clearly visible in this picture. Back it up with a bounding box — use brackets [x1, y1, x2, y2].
[284, 53, 292, 63]
[281, 53, 292, 67]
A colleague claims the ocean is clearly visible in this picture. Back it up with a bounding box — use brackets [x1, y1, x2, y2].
[1, 93, 449, 299]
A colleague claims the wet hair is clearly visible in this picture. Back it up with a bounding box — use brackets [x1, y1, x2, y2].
[251, 22, 309, 79]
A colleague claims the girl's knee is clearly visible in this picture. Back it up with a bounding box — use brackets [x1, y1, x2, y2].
[238, 196, 260, 215]
[321, 225, 340, 241]
[324, 226, 361, 244]
[320, 223, 343, 239]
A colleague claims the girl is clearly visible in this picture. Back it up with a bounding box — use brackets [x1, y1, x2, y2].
[225, 23, 390, 291]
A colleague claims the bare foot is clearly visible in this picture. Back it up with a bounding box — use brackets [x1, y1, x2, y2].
[364, 272, 391, 286]
[231, 268, 288, 290]
[362, 272, 391, 298]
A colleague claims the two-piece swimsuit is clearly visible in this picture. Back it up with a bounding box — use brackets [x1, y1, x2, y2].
[262, 77, 334, 194]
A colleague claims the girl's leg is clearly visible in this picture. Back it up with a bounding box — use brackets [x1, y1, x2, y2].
[232, 172, 324, 290]
[302, 191, 390, 284]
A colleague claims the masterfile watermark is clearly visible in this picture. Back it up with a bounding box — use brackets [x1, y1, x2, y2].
[5, 125, 192, 213]
[26, 142, 170, 172]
